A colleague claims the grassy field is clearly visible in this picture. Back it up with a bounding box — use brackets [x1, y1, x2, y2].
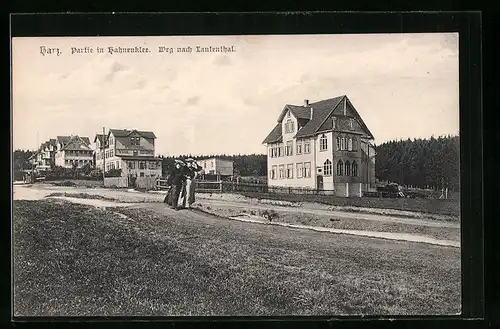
[240, 192, 460, 217]
[13, 199, 461, 317]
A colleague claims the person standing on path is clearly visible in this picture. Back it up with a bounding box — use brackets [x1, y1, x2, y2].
[166, 159, 186, 210]
[184, 158, 202, 208]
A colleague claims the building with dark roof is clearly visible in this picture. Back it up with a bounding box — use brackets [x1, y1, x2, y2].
[262, 95, 376, 197]
[32, 139, 58, 172]
[54, 135, 93, 168]
[94, 129, 162, 178]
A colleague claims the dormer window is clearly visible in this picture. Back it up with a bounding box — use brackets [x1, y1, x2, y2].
[131, 136, 140, 146]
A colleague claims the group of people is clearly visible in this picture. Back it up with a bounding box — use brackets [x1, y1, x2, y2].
[163, 158, 202, 210]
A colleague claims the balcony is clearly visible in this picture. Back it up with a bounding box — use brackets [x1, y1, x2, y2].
[115, 149, 154, 156]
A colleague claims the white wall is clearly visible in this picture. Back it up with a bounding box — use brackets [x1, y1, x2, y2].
[267, 108, 318, 188]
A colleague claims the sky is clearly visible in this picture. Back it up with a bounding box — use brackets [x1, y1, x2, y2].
[12, 33, 459, 156]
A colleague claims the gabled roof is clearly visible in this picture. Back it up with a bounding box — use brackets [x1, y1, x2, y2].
[262, 123, 283, 144]
[56, 136, 71, 145]
[94, 134, 107, 144]
[277, 105, 312, 122]
[294, 96, 345, 138]
[109, 129, 156, 139]
[262, 95, 374, 144]
[61, 140, 93, 151]
[56, 135, 90, 146]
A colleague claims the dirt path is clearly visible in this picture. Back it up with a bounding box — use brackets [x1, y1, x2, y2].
[195, 197, 459, 229]
[13, 185, 459, 246]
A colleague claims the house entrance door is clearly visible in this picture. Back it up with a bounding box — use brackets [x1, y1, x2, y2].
[316, 175, 324, 190]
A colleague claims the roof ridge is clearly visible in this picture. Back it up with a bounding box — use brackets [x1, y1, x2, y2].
[312, 96, 345, 135]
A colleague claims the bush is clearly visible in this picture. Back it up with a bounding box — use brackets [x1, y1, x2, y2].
[105, 169, 122, 178]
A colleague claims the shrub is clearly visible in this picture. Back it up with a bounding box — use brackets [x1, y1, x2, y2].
[105, 169, 122, 178]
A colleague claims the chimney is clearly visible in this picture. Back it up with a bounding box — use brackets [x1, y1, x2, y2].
[304, 99, 309, 107]
[310, 107, 314, 120]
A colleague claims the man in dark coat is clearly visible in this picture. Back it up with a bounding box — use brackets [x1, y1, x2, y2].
[166, 159, 186, 210]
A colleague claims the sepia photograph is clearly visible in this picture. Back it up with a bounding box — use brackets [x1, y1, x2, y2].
[11, 33, 461, 317]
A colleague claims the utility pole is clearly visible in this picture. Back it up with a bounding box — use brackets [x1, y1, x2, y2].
[102, 127, 106, 181]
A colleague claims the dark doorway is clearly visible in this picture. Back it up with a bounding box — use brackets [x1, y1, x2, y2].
[316, 175, 324, 190]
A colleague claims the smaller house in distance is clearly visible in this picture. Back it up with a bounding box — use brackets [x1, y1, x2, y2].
[32, 139, 57, 173]
[54, 135, 93, 169]
[197, 157, 234, 179]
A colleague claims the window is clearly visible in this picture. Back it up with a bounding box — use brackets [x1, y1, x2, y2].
[278, 165, 285, 179]
[337, 160, 343, 176]
[211, 161, 214, 168]
[139, 161, 146, 169]
[285, 141, 293, 156]
[333, 117, 337, 129]
[269, 148, 273, 158]
[296, 141, 302, 155]
[149, 161, 157, 169]
[323, 159, 332, 176]
[320, 134, 328, 151]
[278, 144, 284, 157]
[297, 163, 303, 178]
[349, 118, 354, 130]
[140, 172, 145, 177]
[348, 138, 353, 151]
[352, 138, 358, 151]
[287, 164, 293, 179]
[352, 161, 358, 177]
[271, 165, 277, 180]
[304, 141, 311, 154]
[116, 161, 120, 169]
[336, 136, 341, 150]
[304, 162, 311, 178]
[345, 161, 351, 176]
[341, 138, 346, 150]
[110, 149, 114, 157]
[109, 136, 114, 145]
[105, 150, 109, 158]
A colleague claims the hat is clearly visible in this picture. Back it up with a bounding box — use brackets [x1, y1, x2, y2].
[174, 159, 185, 165]
[185, 158, 195, 163]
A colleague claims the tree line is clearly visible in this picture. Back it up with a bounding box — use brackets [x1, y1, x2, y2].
[375, 135, 460, 190]
[14, 134, 461, 191]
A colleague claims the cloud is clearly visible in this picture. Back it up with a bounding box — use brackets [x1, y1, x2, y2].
[12, 34, 459, 154]
[185, 96, 200, 106]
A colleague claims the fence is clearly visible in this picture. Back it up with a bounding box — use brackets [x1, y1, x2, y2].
[153, 179, 455, 200]
[104, 177, 128, 188]
[156, 179, 223, 193]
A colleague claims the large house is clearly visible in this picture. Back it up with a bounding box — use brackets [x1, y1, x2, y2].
[262, 95, 376, 197]
[54, 135, 93, 168]
[94, 129, 162, 178]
